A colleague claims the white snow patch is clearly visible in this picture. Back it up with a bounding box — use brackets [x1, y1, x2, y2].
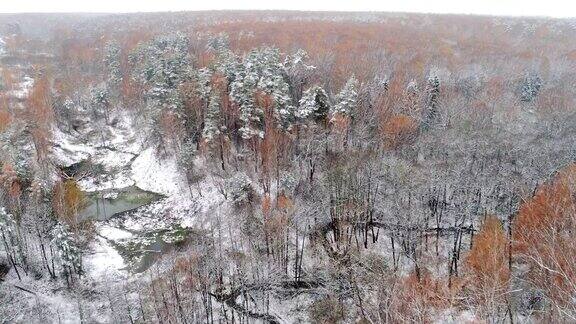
[435, 309, 478, 323]
[51, 127, 95, 167]
[84, 236, 127, 280]
[92, 148, 134, 171]
[6, 76, 34, 99]
[131, 147, 185, 196]
[99, 224, 133, 241]
[78, 173, 135, 192]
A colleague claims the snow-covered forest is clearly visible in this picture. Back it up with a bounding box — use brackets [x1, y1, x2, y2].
[0, 11, 576, 323]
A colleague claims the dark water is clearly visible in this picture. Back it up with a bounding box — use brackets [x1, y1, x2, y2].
[79, 186, 196, 273]
[79, 186, 162, 221]
[112, 226, 195, 273]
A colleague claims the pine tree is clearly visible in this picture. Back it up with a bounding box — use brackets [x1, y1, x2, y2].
[284, 49, 316, 102]
[130, 32, 192, 117]
[51, 222, 81, 277]
[0, 206, 23, 280]
[206, 33, 230, 53]
[269, 75, 295, 131]
[130, 33, 191, 150]
[196, 68, 213, 102]
[90, 85, 111, 122]
[226, 46, 298, 138]
[230, 63, 261, 139]
[0, 207, 17, 252]
[103, 40, 122, 88]
[0, 207, 12, 229]
[177, 139, 204, 196]
[226, 172, 254, 205]
[203, 92, 222, 141]
[208, 33, 241, 83]
[520, 73, 542, 103]
[332, 76, 358, 118]
[230, 48, 269, 139]
[297, 85, 330, 123]
[423, 73, 440, 128]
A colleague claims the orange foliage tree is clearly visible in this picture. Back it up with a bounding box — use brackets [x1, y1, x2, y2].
[0, 163, 22, 218]
[381, 114, 417, 148]
[465, 215, 510, 320]
[389, 270, 453, 322]
[0, 98, 10, 132]
[26, 73, 54, 163]
[513, 164, 576, 319]
[52, 179, 86, 229]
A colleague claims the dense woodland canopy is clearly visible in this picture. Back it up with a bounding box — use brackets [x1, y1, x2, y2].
[0, 11, 576, 323]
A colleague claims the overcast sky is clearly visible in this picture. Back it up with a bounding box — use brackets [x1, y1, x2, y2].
[0, 0, 574, 18]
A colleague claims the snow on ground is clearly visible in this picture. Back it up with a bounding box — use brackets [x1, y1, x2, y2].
[49, 107, 227, 295]
[131, 147, 183, 196]
[93, 148, 134, 172]
[51, 127, 95, 167]
[130, 147, 202, 224]
[77, 147, 136, 192]
[435, 309, 478, 323]
[84, 235, 127, 281]
[78, 172, 134, 192]
[99, 224, 134, 240]
[6, 76, 34, 99]
[104, 112, 143, 154]
[130, 148, 227, 230]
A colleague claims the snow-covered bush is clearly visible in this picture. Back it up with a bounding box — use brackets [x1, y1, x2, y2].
[226, 172, 256, 205]
[0, 207, 15, 236]
[520, 73, 542, 103]
[279, 172, 298, 196]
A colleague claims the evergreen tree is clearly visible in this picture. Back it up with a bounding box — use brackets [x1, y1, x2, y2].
[269, 74, 295, 131]
[206, 33, 230, 53]
[208, 33, 241, 83]
[203, 92, 222, 141]
[230, 62, 261, 139]
[231, 47, 297, 138]
[230, 49, 267, 139]
[284, 49, 316, 103]
[90, 85, 110, 122]
[226, 172, 254, 205]
[0, 207, 14, 235]
[0, 207, 18, 260]
[177, 139, 204, 196]
[130, 32, 192, 117]
[332, 76, 358, 117]
[520, 73, 542, 103]
[423, 73, 440, 128]
[103, 41, 122, 89]
[196, 67, 213, 102]
[130, 33, 191, 149]
[51, 222, 81, 276]
[297, 85, 330, 123]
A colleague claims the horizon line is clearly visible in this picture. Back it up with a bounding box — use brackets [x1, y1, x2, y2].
[0, 9, 573, 20]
